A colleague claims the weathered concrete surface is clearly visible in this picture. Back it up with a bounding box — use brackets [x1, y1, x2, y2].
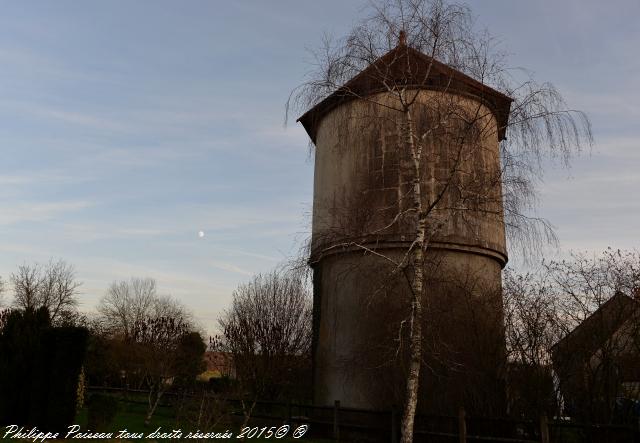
[310, 89, 508, 414]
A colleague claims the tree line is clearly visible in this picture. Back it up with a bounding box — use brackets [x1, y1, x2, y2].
[1, 249, 638, 430]
[0, 260, 311, 430]
[0, 263, 206, 428]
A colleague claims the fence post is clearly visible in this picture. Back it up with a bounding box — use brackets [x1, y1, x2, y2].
[333, 400, 340, 441]
[458, 407, 467, 443]
[540, 414, 550, 443]
[391, 408, 398, 443]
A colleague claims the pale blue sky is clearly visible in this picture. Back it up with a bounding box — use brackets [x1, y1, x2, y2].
[0, 1, 638, 333]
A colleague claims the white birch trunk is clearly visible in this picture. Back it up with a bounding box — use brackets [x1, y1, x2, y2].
[145, 384, 164, 426]
[399, 106, 427, 443]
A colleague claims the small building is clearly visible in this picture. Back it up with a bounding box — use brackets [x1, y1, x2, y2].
[551, 292, 640, 421]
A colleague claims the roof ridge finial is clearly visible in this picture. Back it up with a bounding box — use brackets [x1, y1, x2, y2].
[398, 30, 407, 46]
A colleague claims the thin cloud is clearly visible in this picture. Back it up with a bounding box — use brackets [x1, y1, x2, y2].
[0, 170, 92, 186]
[0, 200, 93, 226]
[2, 100, 126, 133]
[210, 260, 253, 276]
[0, 46, 111, 84]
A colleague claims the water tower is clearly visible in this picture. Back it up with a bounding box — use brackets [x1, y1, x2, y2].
[298, 39, 512, 414]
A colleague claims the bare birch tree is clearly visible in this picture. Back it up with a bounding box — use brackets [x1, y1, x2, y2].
[288, 0, 592, 441]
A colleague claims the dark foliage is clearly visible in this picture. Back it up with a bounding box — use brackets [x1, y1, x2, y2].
[0, 307, 51, 425]
[34, 327, 88, 431]
[84, 333, 116, 387]
[0, 307, 88, 429]
[173, 332, 207, 387]
[208, 375, 235, 393]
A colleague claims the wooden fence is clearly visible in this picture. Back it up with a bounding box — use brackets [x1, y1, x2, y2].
[87, 386, 639, 442]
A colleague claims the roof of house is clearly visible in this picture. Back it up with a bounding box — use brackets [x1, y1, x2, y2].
[203, 351, 234, 371]
[551, 292, 640, 360]
[297, 42, 513, 143]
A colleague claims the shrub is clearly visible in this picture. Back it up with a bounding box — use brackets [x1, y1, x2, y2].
[30, 326, 89, 431]
[0, 307, 50, 425]
[0, 309, 88, 430]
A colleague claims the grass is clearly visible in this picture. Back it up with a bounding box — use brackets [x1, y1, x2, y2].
[1, 393, 332, 442]
[66, 394, 334, 442]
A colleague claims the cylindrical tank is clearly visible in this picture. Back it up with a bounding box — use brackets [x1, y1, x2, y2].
[299, 45, 512, 414]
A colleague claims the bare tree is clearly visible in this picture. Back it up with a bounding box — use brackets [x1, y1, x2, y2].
[545, 249, 640, 329]
[504, 249, 640, 422]
[288, 0, 592, 440]
[94, 277, 200, 424]
[11, 259, 81, 325]
[216, 269, 312, 401]
[97, 277, 192, 339]
[503, 269, 563, 417]
[544, 249, 640, 422]
[131, 316, 204, 425]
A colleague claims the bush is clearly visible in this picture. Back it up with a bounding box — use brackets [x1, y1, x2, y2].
[35, 327, 89, 431]
[0, 307, 50, 425]
[0, 308, 88, 430]
[87, 394, 119, 431]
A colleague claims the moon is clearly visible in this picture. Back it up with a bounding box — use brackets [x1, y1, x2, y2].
[198, 231, 205, 238]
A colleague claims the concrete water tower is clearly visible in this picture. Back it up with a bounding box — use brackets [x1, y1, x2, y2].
[298, 38, 513, 414]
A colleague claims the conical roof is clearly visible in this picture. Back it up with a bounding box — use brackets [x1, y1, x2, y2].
[298, 44, 513, 143]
